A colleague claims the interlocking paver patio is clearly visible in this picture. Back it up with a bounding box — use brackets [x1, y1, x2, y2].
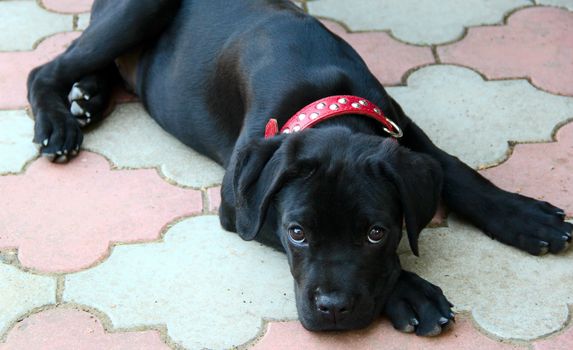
[64, 216, 297, 349]
[0, 152, 202, 273]
[253, 316, 524, 350]
[439, 7, 573, 96]
[481, 122, 573, 216]
[533, 324, 573, 349]
[0, 264, 55, 336]
[41, 0, 93, 14]
[0, 1, 72, 51]
[0, 32, 80, 110]
[536, 0, 573, 10]
[0, 110, 36, 174]
[387, 65, 573, 168]
[321, 20, 434, 85]
[400, 217, 573, 340]
[0, 308, 169, 350]
[83, 103, 225, 189]
[307, 0, 529, 45]
[2, 0, 573, 349]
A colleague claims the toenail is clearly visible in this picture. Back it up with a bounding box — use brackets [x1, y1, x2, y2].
[71, 101, 84, 115]
[43, 139, 49, 146]
[84, 94, 90, 100]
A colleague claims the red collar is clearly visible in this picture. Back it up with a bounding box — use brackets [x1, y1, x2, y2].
[264, 95, 403, 139]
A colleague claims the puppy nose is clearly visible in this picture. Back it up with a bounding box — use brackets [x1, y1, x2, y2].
[314, 292, 354, 321]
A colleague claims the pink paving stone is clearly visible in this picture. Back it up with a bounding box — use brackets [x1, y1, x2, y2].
[0, 308, 169, 350]
[0, 32, 80, 110]
[0, 152, 202, 273]
[208, 186, 221, 213]
[480, 122, 573, 216]
[41, 0, 93, 14]
[252, 317, 523, 350]
[321, 20, 435, 86]
[533, 325, 573, 350]
[439, 7, 573, 96]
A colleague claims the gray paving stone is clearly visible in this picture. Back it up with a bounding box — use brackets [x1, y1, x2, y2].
[0, 1, 73, 51]
[402, 218, 573, 340]
[0, 110, 37, 174]
[387, 65, 573, 168]
[63, 216, 297, 350]
[83, 103, 225, 189]
[76, 13, 90, 31]
[307, 0, 529, 45]
[0, 264, 56, 336]
[536, 0, 573, 10]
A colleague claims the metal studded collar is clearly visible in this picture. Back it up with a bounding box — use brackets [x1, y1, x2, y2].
[264, 95, 403, 139]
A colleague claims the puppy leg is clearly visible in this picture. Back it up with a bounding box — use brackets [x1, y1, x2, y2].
[394, 99, 572, 255]
[27, 0, 181, 162]
[384, 270, 454, 337]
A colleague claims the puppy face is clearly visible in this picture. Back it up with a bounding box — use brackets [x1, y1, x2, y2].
[275, 156, 403, 330]
[231, 127, 442, 331]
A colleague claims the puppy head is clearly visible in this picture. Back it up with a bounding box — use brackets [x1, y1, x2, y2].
[232, 127, 442, 330]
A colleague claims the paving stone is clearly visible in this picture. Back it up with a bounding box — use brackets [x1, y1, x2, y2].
[83, 103, 225, 189]
[439, 7, 573, 96]
[0, 110, 37, 174]
[400, 217, 573, 340]
[0, 1, 73, 51]
[0, 152, 202, 273]
[307, 0, 529, 45]
[480, 122, 573, 216]
[252, 316, 523, 350]
[321, 20, 434, 86]
[533, 324, 573, 350]
[207, 186, 222, 213]
[536, 0, 573, 10]
[64, 215, 297, 350]
[387, 65, 573, 168]
[0, 32, 80, 110]
[0, 307, 169, 350]
[77, 13, 90, 31]
[0, 264, 55, 336]
[41, 0, 93, 14]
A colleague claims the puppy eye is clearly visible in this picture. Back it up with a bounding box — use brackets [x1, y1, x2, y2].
[288, 225, 306, 244]
[367, 226, 386, 244]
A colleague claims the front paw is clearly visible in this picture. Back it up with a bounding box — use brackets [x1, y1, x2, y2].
[384, 270, 454, 336]
[483, 193, 572, 255]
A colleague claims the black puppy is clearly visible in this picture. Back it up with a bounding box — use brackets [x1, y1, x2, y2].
[27, 0, 571, 336]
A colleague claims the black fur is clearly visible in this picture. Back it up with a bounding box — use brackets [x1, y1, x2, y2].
[27, 0, 572, 336]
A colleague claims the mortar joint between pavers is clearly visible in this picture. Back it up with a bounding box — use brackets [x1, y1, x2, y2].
[0, 303, 182, 350]
[201, 189, 210, 215]
[477, 117, 573, 174]
[56, 276, 65, 303]
[460, 311, 533, 347]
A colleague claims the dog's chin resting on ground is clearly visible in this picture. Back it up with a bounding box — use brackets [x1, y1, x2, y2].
[224, 127, 443, 331]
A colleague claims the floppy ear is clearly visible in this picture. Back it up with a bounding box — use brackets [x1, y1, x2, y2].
[232, 137, 290, 240]
[379, 141, 443, 256]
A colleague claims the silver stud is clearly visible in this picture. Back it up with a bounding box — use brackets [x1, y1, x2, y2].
[298, 113, 306, 121]
[310, 112, 319, 120]
[329, 104, 339, 111]
[359, 100, 368, 106]
[283, 129, 291, 134]
[374, 108, 381, 114]
[351, 103, 360, 108]
[293, 125, 301, 132]
[338, 98, 348, 104]
[316, 103, 326, 110]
